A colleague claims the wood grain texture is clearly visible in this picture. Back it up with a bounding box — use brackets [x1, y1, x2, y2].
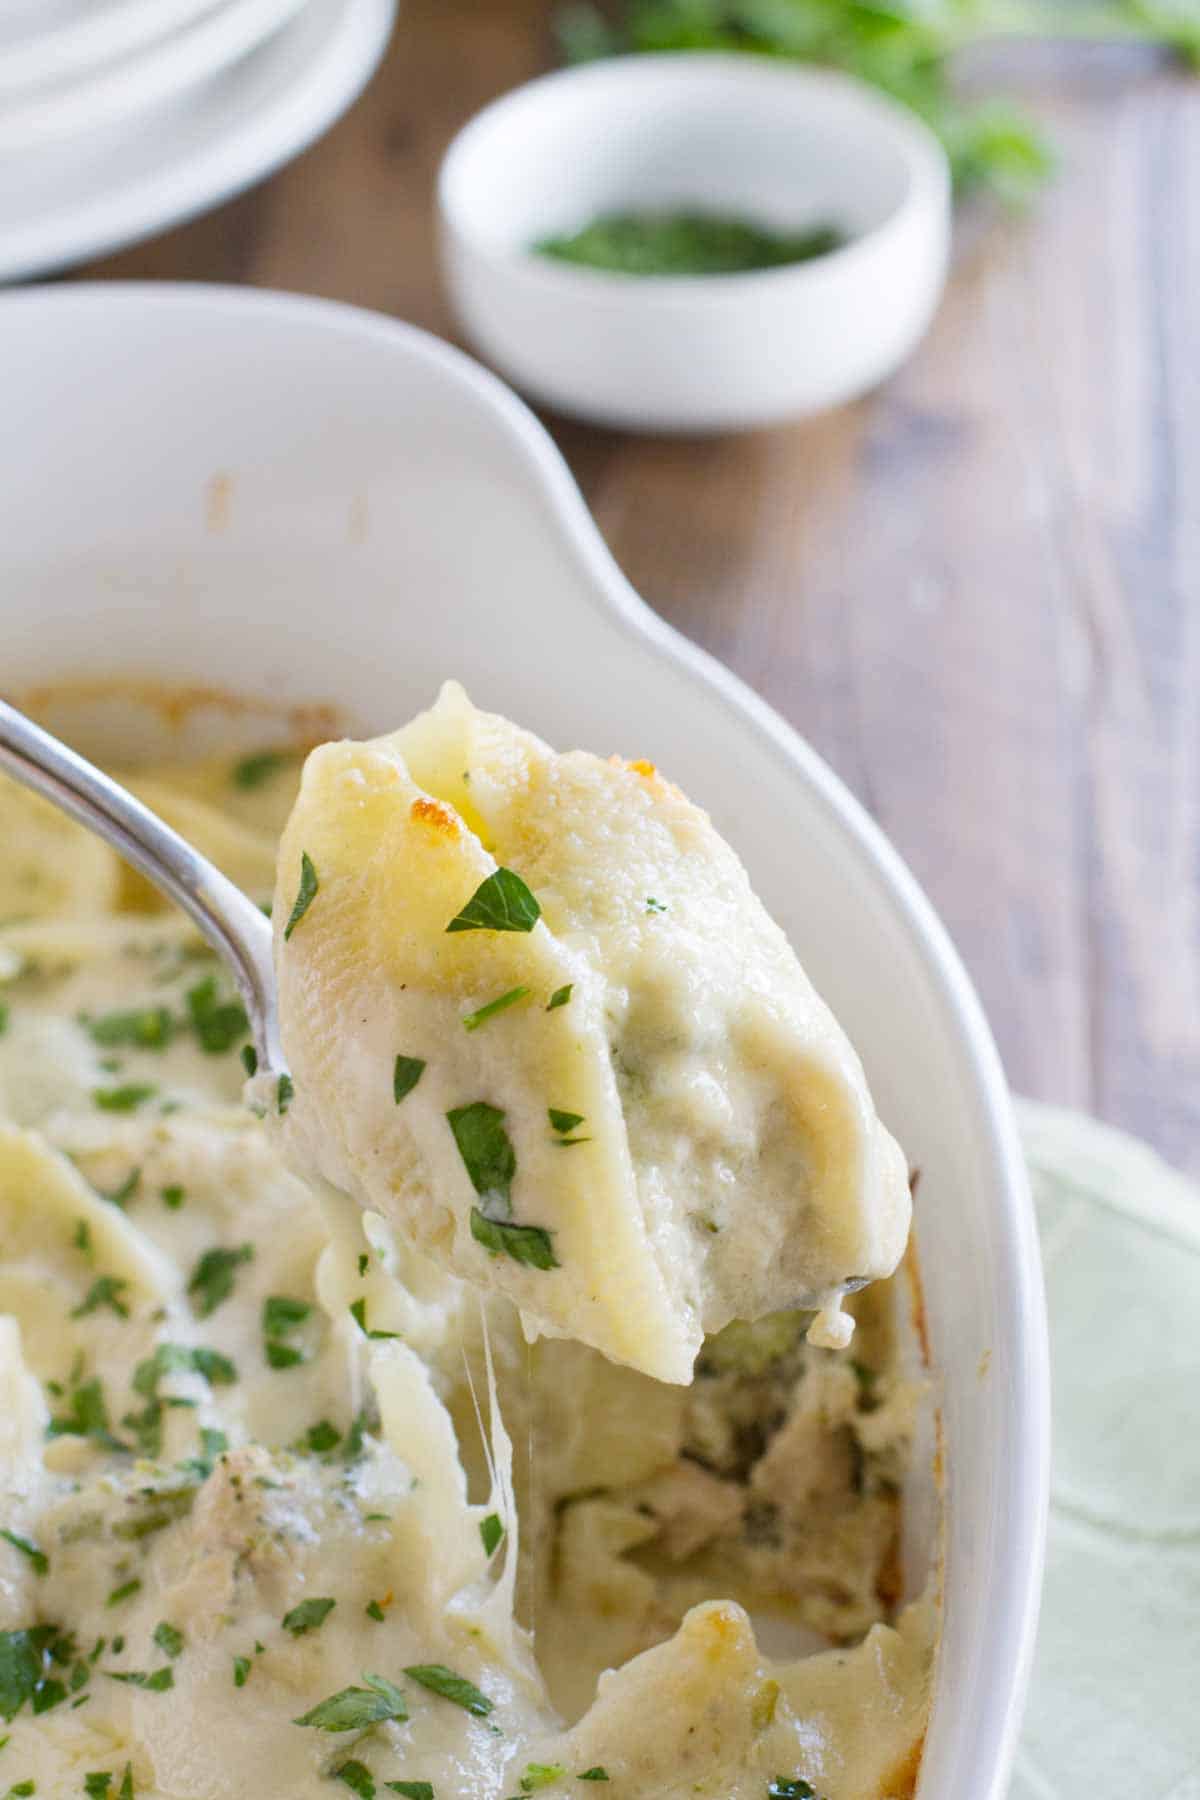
[79, 7, 1200, 1170]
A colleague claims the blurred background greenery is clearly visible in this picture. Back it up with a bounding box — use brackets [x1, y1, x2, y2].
[556, 0, 1199, 203]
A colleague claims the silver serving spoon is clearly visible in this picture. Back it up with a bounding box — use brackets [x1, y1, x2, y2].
[0, 697, 282, 1070]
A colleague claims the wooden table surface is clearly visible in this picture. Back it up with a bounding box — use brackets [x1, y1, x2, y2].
[81, 0, 1200, 1173]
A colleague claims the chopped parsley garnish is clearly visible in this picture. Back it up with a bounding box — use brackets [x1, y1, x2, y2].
[132, 1342, 237, 1397]
[645, 897, 667, 914]
[283, 853, 319, 941]
[92, 1084, 157, 1114]
[343, 1411, 369, 1463]
[445, 868, 540, 934]
[305, 1420, 340, 1454]
[152, 1623, 184, 1660]
[106, 1668, 174, 1693]
[479, 1513, 504, 1557]
[187, 1243, 253, 1318]
[72, 1219, 92, 1257]
[336, 1764, 376, 1799]
[0, 1533, 46, 1577]
[71, 1276, 130, 1321]
[262, 1294, 311, 1370]
[578, 1773, 610, 1783]
[349, 1299, 399, 1341]
[281, 1597, 336, 1637]
[276, 1073, 294, 1115]
[358, 1252, 369, 1276]
[106, 1580, 141, 1609]
[240, 1044, 258, 1077]
[546, 985, 573, 1011]
[84, 1777, 113, 1799]
[446, 1102, 515, 1211]
[232, 750, 290, 790]
[462, 987, 529, 1032]
[5, 1782, 34, 1797]
[232, 1656, 250, 1688]
[469, 1210, 558, 1270]
[520, 1767, 566, 1792]
[160, 1185, 185, 1210]
[384, 1786, 434, 1800]
[767, 1783, 817, 1799]
[85, 1007, 174, 1050]
[393, 1055, 426, 1103]
[47, 1378, 125, 1450]
[548, 1109, 584, 1135]
[365, 1600, 385, 1622]
[99, 1167, 141, 1208]
[294, 1673, 408, 1731]
[402, 1664, 493, 1718]
[185, 976, 249, 1055]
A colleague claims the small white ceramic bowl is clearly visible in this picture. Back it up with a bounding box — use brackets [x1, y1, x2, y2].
[438, 53, 951, 433]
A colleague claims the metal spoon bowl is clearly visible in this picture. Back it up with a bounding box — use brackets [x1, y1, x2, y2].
[0, 696, 282, 1069]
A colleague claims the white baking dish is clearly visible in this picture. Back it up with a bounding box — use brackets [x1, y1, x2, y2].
[0, 284, 1048, 1799]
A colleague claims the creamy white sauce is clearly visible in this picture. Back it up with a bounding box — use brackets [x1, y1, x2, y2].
[0, 727, 934, 1800]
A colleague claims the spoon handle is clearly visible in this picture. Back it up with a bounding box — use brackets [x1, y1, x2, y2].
[0, 697, 281, 1070]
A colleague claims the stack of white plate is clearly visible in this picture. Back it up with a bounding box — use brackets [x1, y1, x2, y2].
[0, 0, 396, 282]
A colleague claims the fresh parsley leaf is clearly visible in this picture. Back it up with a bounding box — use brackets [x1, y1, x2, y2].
[152, 1623, 184, 1660]
[232, 750, 290, 790]
[336, 1763, 376, 1799]
[470, 1209, 558, 1271]
[185, 976, 249, 1055]
[520, 1767, 566, 1792]
[187, 1243, 253, 1318]
[767, 1782, 816, 1799]
[402, 1664, 493, 1718]
[577, 1772, 610, 1783]
[86, 1007, 174, 1050]
[240, 1044, 258, 1077]
[348, 1299, 398, 1341]
[644, 897, 667, 914]
[384, 1786, 434, 1800]
[6, 1782, 35, 1797]
[0, 1628, 61, 1722]
[305, 1420, 340, 1454]
[0, 1533, 46, 1577]
[546, 985, 573, 1011]
[106, 1668, 174, 1692]
[283, 853, 319, 941]
[47, 1378, 124, 1450]
[462, 987, 529, 1032]
[479, 1513, 504, 1557]
[263, 1295, 311, 1335]
[232, 1655, 250, 1688]
[71, 1276, 130, 1321]
[92, 1084, 156, 1113]
[393, 1055, 426, 1102]
[106, 1581, 141, 1608]
[282, 1598, 336, 1637]
[343, 1412, 369, 1463]
[118, 1769, 134, 1800]
[97, 1167, 141, 1208]
[548, 1109, 584, 1135]
[445, 868, 540, 934]
[160, 1185, 185, 1210]
[72, 1218, 92, 1257]
[266, 1342, 304, 1369]
[276, 1073, 294, 1115]
[365, 1600, 385, 1622]
[84, 1777, 113, 1799]
[358, 1253, 369, 1276]
[132, 1343, 236, 1399]
[446, 1103, 515, 1214]
[293, 1674, 408, 1731]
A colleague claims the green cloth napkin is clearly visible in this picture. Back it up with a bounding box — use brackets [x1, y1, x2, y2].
[1011, 1100, 1200, 1797]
